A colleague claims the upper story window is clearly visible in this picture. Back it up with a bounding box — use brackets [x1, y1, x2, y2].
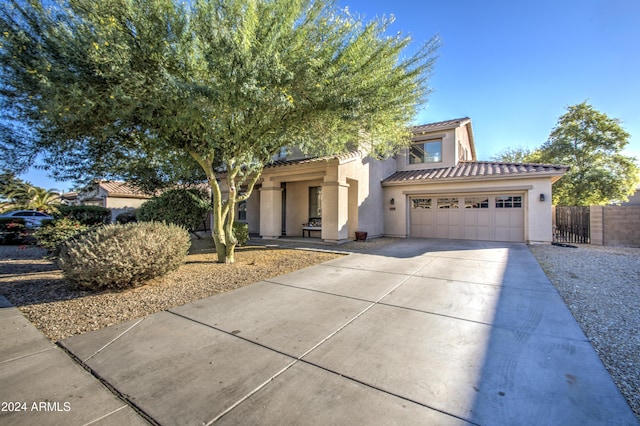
[409, 139, 442, 164]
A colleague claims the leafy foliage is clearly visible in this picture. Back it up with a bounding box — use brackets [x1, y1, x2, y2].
[115, 209, 137, 224]
[0, 0, 438, 262]
[490, 146, 538, 163]
[58, 222, 190, 290]
[537, 102, 640, 205]
[233, 221, 249, 246]
[55, 205, 112, 225]
[0, 217, 27, 244]
[137, 188, 210, 231]
[34, 217, 89, 253]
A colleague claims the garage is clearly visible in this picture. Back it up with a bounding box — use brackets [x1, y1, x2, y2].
[409, 194, 525, 242]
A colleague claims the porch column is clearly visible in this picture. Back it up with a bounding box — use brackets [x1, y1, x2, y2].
[322, 179, 349, 242]
[259, 181, 282, 239]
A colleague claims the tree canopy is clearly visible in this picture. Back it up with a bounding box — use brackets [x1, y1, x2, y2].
[492, 102, 639, 206]
[538, 102, 639, 206]
[0, 0, 439, 262]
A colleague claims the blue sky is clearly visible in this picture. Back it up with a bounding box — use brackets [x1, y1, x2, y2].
[21, 0, 640, 191]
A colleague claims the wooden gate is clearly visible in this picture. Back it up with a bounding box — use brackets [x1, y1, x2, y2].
[554, 206, 590, 244]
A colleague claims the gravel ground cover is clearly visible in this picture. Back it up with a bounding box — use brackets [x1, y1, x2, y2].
[0, 238, 345, 342]
[529, 243, 640, 419]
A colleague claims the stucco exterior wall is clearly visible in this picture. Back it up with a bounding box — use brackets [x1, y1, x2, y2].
[382, 177, 555, 244]
[395, 129, 457, 172]
[455, 124, 474, 161]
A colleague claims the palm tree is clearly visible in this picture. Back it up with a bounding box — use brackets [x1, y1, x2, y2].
[7, 185, 61, 214]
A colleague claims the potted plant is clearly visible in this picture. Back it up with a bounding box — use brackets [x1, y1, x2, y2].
[355, 231, 367, 241]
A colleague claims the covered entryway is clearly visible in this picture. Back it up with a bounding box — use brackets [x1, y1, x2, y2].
[410, 194, 525, 242]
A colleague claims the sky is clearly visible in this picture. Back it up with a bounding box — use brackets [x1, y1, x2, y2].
[20, 0, 640, 192]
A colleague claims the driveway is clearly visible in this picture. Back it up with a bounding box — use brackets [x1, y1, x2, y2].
[58, 238, 637, 425]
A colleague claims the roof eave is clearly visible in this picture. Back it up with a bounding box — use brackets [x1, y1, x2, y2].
[382, 171, 568, 187]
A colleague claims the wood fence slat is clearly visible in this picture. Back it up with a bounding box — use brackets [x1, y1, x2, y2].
[554, 206, 590, 244]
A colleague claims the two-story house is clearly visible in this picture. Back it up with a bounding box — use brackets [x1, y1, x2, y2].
[228, 118, 568, 244]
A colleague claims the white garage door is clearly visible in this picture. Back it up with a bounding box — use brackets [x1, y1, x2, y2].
[410, 195, 524, 242]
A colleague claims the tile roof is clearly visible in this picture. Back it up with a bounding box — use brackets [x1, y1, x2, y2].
[412, 117, 471, 134]
[265, 151, 362, 169]
[382, 161, 569, 185]
[97, 181, 152, 198]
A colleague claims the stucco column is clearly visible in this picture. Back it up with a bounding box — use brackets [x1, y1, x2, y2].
[322, 180, 350, 242]
[259, 182, 282, 239]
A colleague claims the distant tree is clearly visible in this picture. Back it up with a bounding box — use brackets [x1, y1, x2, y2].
[0, 171, 27, 212]
[0, 0, 439, 263]
[0, 172, 59, 213]
[538, 102, 640, 205]
[490, 146, 539, 163]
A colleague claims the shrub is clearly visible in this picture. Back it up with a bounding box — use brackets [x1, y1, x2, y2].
[34, 218, 89, 253]
[233, 222, 249, 246]
[115, 209, 137, 224]
[137, 188, 210, 231]
[55, 205, 112, 226]
[58, 222, 190, 291]
[0, 218, 27, 244]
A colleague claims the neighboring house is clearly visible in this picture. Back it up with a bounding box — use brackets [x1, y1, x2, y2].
[73, 181, 152, 222]
[224, 117, 569, 244]
[621, 185, 640, 206]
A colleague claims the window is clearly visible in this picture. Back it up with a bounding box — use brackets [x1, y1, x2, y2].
[309, 186, 322, 218]
[437, 197, 459, 209]
[409, 140, 442, 164]
[495, 196, 522, 208]
[237, 200, 247, 221]
[465, 197, 489, 209]
[412, 198, 432, 209]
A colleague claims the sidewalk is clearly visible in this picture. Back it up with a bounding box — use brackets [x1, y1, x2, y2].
[0, 295, 149, 425]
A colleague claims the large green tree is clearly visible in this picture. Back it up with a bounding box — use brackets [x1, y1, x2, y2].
[0, 0, 438, 262]
[537, 102, 639, 206]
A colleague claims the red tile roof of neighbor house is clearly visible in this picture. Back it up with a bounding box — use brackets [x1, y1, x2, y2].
[382, 161, 570, 185]
[97, 181, 152, 198]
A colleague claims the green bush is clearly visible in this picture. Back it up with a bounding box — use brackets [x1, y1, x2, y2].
[55, 205, 112, 226]
[58, 222, 190, 291]
[34, 218, 89, 253]
[137, 188, 210, 231]
[0, 218, 27, 244]
[233, 222, 249, 246]
[115, 209, 137, 224]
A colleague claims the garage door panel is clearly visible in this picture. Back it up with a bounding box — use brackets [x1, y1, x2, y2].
[411, 194, 525, 242]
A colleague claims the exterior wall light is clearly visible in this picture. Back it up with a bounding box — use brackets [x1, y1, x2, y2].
[390, 198, 395, 205]
[539, 194, 545, 202]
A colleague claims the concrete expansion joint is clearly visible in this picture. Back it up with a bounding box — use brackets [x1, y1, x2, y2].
[205, 260, 435, 424]
[0, 346, 55, 365]
[82, 317, 146, 363]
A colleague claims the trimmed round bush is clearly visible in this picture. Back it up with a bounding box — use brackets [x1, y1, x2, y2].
[58, 222, 191, 291]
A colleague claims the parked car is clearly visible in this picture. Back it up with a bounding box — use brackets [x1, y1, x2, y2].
[0, 210, 54, 228]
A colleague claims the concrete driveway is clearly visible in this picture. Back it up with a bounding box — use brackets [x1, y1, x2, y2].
[58, 238, 637, 425]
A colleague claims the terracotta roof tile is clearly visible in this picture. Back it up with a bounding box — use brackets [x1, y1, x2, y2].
[382, 161, 569, 184]
[97, 181, 151, 198]
[412, 117, 471, 134]
[265, 151, 361, 168]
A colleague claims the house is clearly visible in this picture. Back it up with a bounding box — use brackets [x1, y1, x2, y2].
[230, 118, 568, 244]
[621, 184, 640, 206]
[72, 181, 152, 222]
